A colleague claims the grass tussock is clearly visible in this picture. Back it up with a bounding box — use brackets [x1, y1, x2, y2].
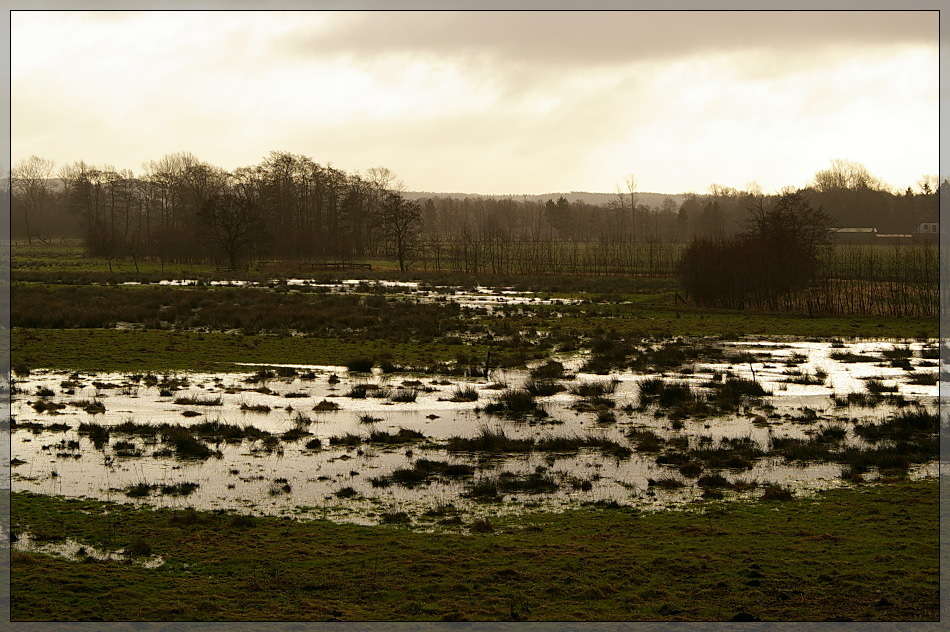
[523, 378, 565, 397]
[388, 389, 418, 403]
[569, 379, 619, 397]
[530, 360, 566, 379]
[371, 459, 476, 488]
[449, 385, 479, 402]
[346, 358, 375, 373]
[483, 389, 546, 418]
[465, 471, 559, 500]
[173, 393, 222, 406]
[446, 427, 631, 458]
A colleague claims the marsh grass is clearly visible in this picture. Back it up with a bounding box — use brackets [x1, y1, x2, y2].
[484, 389, 546, 418]
[328, 433, 362, 447]
[158, 482, 200, 497]
[627, 429, 665, 452]
[388, 389, 418, 403]
[648, 476, 685, 490]
[465, 472, 559, 500]
[239, 402, 272, 413]
[659, 436, 765, 471]
[530, 360, 566, 379]
[346, 358, 375, 373]
[281, 427, 312, 441]
[766, 409, 936, 475]
[524, 378, 565, 397]
[854, 409, 937, 442]
[569, 379, 619, 397]
[173, 393, 222, 406]
[367, 428, 426, 444]
[469, 517, 494, 532]
[908, 372, 938, 386]
[865, 379, 899, 394]
[68, 399, 106, 414]
[761, 485, 794, 501]
[31, 400, 66, 413]
[783, 370, 824, 385]
[372, 459, 476, 488]
[77, 422, 110, 448]
[446, 427, 631, 458]
[449, 385, 479, 402]
[345, 384, 378, 399]
[330, 428, 425, 446]
[829, 352, 879, 363]
[380, 510, 411, 524]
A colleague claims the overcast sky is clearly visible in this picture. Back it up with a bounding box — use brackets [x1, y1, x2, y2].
[12, 10, 938, 194]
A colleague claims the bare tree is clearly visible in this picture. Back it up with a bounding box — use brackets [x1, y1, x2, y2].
[365, 166, 400, 192]
[917, 174, 938, 195]
[813, 159, 886, 192]
[199, 184, 265, 271]
[380, 191, 421, 272]
[12, 155, 55, 244]
[625, 174, 638, 238]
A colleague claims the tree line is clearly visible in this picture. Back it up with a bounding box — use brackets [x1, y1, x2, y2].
[11, 152, 422, 271]
[10, 153, 940, 274]
[678, 190, 938, 318]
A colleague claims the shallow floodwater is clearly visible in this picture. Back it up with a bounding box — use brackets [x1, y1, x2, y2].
[127, 278, 582, 309]
[12, 532, 164, 568]
[11, 339, 940, 526]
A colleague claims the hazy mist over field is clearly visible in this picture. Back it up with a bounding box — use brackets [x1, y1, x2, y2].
[12, 10, 937, 195]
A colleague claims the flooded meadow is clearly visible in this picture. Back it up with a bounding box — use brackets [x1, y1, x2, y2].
[11, 337, 941, 528]
[128, 278, 584, 310]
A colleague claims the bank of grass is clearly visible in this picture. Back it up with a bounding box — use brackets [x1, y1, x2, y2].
[12, 328, 492, 373]
[13, 311, 935, 374]
[12, 241, 406, 282]
[516, 305, 936, 340]
[11, 479, 937, 621]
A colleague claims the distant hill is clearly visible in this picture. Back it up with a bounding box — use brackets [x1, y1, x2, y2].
[403, 190, 687, 209]
[31, 178, 686, 209]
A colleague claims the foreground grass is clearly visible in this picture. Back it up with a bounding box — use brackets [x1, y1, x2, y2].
[11, 479, 937, 621]
[12, 328, 492, 373]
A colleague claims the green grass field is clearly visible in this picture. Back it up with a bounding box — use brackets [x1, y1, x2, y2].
[11, 479, 938, 621]
[12, 328, 498, 373]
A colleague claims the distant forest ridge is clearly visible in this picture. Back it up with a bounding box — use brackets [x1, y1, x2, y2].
[26, 182, 684, 207]
[403, 191, 687, 208]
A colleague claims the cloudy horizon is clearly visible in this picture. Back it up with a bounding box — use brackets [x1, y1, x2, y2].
[12, 10, 939, 195]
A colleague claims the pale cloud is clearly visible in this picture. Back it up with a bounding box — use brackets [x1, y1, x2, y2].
[281, 11, 933, 68]
[11, 10, 938, 194]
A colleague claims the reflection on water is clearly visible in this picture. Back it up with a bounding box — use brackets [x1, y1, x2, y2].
[12, 531, 165, 568]
[124, 278, 582, 309]
[11, 338, 940, 526]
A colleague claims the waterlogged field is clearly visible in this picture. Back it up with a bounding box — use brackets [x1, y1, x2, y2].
[9, 263, 942, 621]
[12, 338, 940, 529]
[143, 278, 584, 309]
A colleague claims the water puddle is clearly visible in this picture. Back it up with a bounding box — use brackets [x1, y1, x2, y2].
[11, 338, 941, 527]
[12, 531, 165, 568]
[124, 278, 581, 309]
